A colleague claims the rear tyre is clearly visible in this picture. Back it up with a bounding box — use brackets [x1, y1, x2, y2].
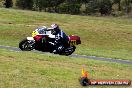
[19, 39, 34, 51]
[60, 46, 76, 56]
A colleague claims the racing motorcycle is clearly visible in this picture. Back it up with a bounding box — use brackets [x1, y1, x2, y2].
[19, 28, 81, 56]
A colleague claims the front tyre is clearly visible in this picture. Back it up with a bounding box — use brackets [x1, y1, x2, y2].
[19, 39, 35, 51]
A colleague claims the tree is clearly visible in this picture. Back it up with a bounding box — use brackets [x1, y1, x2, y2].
[57, 0, 81, 14]
[113, 0, 121, 11]
[121, 0, 131, 14]
[16, 0, 33, 10]
[49, 0, 65, 12]
[98, 0, 113, 15]
[4, 0, 13, 8]
[85, 0, 99, 14]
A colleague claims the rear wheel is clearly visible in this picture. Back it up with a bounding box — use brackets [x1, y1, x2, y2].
[60, 46, 76, 56]
[19, 39, 35, 51]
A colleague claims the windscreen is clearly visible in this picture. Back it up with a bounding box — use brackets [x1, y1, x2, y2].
[37, 28, 46, 34]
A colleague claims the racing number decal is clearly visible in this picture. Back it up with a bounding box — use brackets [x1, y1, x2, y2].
[32, 31, 37, 37]
[70, 40, 77, 46]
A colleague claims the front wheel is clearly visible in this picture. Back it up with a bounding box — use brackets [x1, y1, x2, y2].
[19, 39, 35, 51]
[59, 46, 76, 56]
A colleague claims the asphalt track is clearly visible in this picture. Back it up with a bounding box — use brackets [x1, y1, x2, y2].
[0, 45, 132, 65]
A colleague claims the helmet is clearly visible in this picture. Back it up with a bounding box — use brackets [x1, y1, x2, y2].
[51, 24, 59, 29]
[51, 24, 60, 34]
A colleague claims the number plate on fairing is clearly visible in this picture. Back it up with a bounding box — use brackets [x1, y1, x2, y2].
[69, 40, 77, 46]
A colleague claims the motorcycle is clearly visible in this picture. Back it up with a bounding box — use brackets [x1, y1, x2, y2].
[19, 28, 81, 56]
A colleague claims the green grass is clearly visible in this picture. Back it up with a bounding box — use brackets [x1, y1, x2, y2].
[0, 48, 132, 88]
[0, 7, 132, 88]
[0, 8, 132, 60]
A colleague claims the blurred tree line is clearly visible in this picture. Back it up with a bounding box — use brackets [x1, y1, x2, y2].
[3, 0, 132, 16]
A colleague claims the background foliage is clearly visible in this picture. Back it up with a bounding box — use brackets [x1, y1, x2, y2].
[0, 0, 132, 16]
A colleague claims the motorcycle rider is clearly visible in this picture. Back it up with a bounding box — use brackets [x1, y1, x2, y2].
[50, 24, 68, 53]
